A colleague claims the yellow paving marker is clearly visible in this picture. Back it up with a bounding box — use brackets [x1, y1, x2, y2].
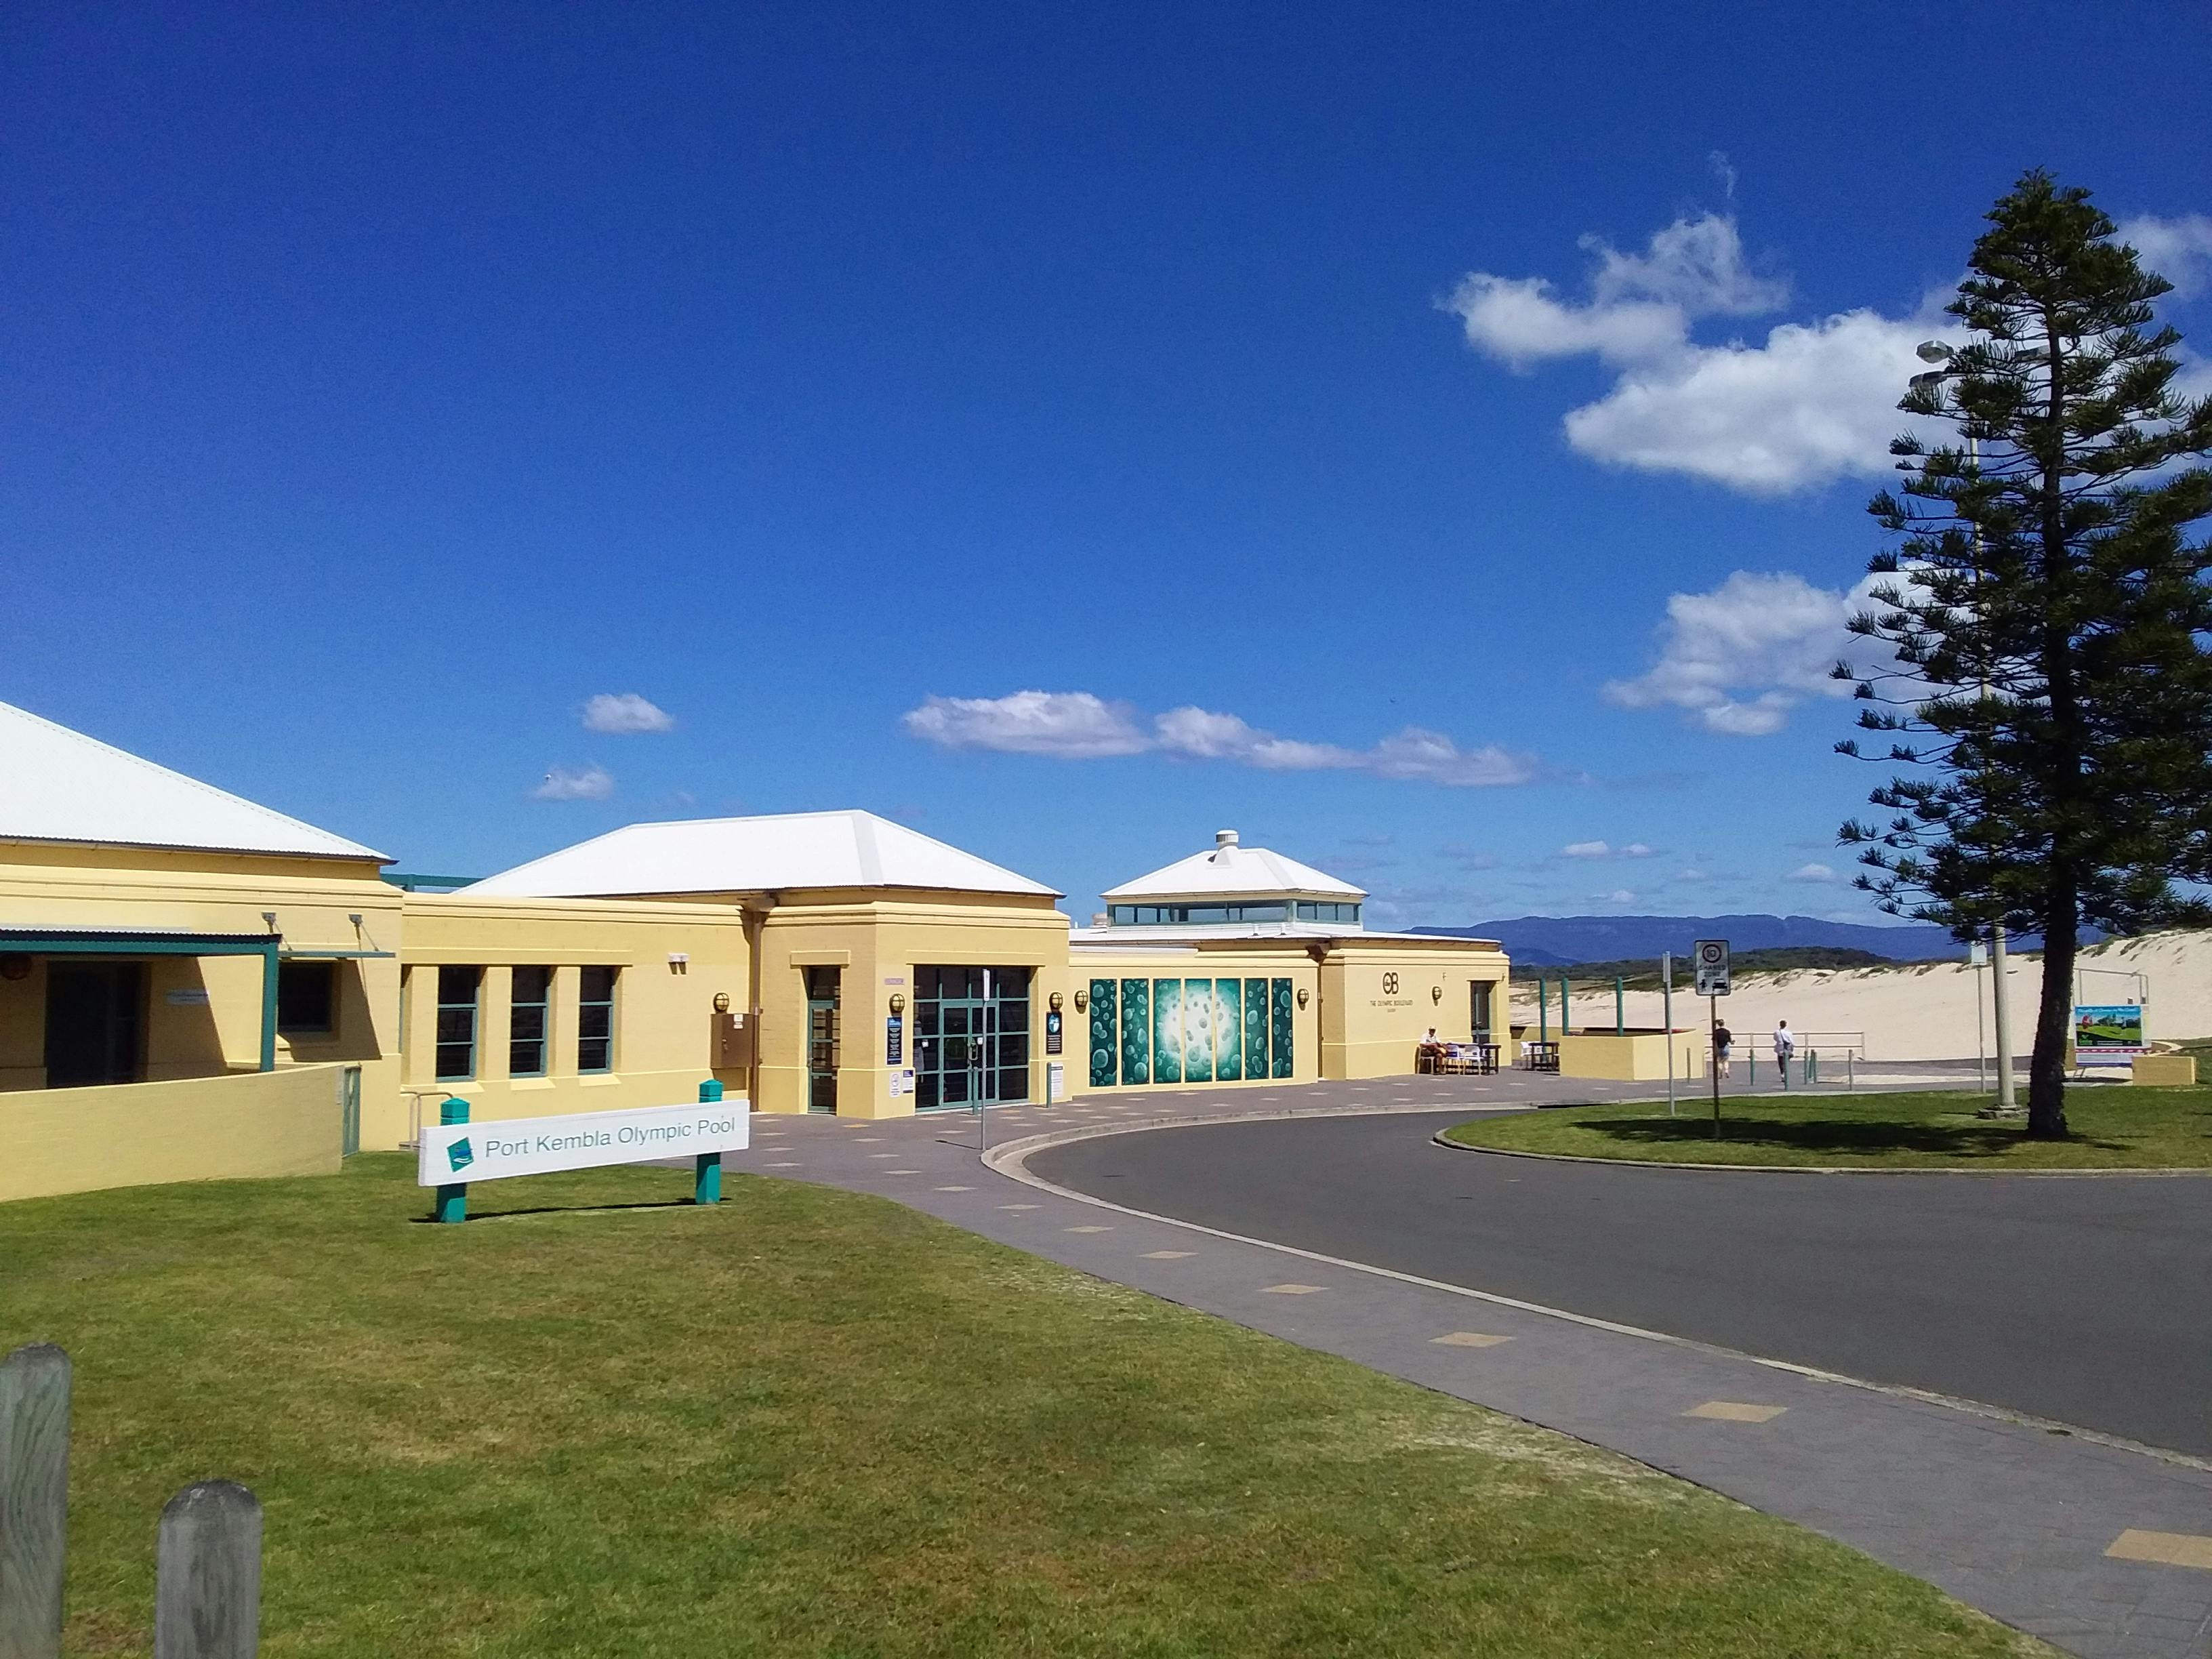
[1142, 1250, 1195, 1259]
[935, 1185, 975, 1191]
[1262, 1284, 1326, 1295]
[1065, 1225, 1113, 1233]
[1431, 1331, 1514, 1349]
[1684, 1401, 1788, 1423]
[2106, 1529, 2212, 1570]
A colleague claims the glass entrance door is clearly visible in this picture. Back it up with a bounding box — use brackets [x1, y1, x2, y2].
[914, 966, 1031, 1110]
[804, 967, 840, 1113]
[1471, 979, 1494, 1044]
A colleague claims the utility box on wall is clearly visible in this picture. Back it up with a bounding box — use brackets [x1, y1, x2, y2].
[714, 1009, 758, 1069]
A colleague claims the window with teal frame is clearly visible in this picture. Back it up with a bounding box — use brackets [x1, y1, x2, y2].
[578, 966, 617, 1073]
[1087, 979, 1118, 1087]
[509, 966, 550, 1078]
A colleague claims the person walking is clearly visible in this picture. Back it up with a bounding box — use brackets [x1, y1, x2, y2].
[1773, 1019, 1796, 1088]
[1713, 1021, 1733, 1080]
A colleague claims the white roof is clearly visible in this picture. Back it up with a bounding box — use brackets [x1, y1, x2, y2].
[465, 810, 1059, 899]
[1103, 832, 1365, 902]
[0, 699, 386, 862]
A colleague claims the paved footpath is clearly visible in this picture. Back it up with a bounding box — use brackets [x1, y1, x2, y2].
[739, 1071, 2212, 1659]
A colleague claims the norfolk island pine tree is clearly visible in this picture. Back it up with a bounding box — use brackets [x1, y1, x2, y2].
[1837, 170, 2212, 1139]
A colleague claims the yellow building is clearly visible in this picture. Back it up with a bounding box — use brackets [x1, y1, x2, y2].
[1, 703, 1509, 1197]
[1071, 830, 1509, 1088]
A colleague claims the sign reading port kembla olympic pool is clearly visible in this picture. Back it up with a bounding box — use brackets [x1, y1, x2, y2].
[415, 1101, 751, 1187]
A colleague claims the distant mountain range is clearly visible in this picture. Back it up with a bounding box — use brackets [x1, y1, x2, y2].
[1410, 914, 1967, 968]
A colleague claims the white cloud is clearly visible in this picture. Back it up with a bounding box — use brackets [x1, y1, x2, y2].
[1562, 308, 1944, 494]
[1593, 889, 1638, 904]
[581, 693, 674, 734]
[534, 764, 613, 801]
[1620, 842, 1654, 857]
[1443, 209, 1965, 494]
[1677, 868, 1708, 882]
[1561, 840, 1612, 859]
[1785, 862, 1837, 883]
[902, 691, 1148, 758]
[1605, 569, 1892, 737]
[2118, 212, 2212, 300]
[1585, 214, 1789, 315]
[904, 691, 1535, 787]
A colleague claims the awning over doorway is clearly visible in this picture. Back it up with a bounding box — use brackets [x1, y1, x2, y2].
[0, 928, 284, 1071]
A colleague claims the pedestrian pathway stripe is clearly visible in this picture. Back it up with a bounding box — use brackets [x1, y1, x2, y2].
[1685, 1401, 1788, 1423]
[1431, 1331, 1513, 1348]
[1065, 1225, 1113, 1233]
[999, 1203, 1039, 1210]
[1142, 1250, 1195, 1259]
[935, 1185, 975, 1191]
[1263, 1283, 1326, 1295]
[2105, 1528, 2212, 1570]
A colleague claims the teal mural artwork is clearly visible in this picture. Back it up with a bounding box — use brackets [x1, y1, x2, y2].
[1120, 979, 1150, 1084]
[1271, 978, 1294, 1078]
[1152, 978, 1182, 1084]
[1088, 979, 1118, 1088]
[1244, 978, 1269, 1078]
[1183, 978, 1212, 1082]
[1214, 979, 1242, 1080]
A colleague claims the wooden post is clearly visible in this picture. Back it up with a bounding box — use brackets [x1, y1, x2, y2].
[0, 1344, 70, 1659]
[155, 1481, 261, 1659]
[694, 1080, 722, 1205]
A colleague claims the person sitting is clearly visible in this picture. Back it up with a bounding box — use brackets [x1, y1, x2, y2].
[1416, 1027, 1444, 1071]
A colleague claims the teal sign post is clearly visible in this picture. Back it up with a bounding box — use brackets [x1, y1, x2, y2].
[434, 1097, 470, 1224]
[693, 1080, 723, 1205]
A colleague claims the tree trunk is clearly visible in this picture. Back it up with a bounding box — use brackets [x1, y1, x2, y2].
[2028, 881, 2076, 1138]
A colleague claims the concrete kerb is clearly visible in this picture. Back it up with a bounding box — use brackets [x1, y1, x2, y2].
[1432, 1132, 2212, 1177]
[984, 1105, 2212, 1479]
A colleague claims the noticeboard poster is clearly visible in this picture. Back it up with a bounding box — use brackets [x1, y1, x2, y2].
[2074, 1003, 2148, 1064]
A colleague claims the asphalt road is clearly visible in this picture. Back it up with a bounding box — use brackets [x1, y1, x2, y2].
[1030, 1109, 2212, 1458]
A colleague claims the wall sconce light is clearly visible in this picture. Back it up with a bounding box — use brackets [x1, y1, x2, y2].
[713, 992, 731, 1014]
[1048, 991, 1063, 1012]
[0, 955, 30, 983]
[889, 991, 907, 1015]
[1296, 987, 1310, 1009]
[1431, 984, 1443, 1004]
[261, 912, 278, 933]
[1073, 987, 1088, 1012]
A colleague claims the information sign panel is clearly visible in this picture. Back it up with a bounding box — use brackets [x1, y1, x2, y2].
[1693, 939, 1731, 997]
[2074, 1003, 2149, 1066]
[417, 1100, 750, 1187]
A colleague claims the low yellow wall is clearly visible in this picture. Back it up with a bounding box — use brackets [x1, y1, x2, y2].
[1557, 1029, 1706, 1083]
[1, 1063, 346, 1204]
[2131, 1054, 2198, 1086]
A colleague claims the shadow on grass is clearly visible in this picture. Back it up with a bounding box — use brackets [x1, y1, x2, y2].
[409, 1200, 705, 1223]
[1569, 1115, 2133, 1158]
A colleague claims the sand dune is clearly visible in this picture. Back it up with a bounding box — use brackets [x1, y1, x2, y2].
[1512, 929, 2209, 1062]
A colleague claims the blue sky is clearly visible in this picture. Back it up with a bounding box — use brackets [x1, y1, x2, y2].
[6, 2, 2209, 925]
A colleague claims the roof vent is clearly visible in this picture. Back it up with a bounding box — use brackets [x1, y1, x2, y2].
[1214, 828, 1239, 851]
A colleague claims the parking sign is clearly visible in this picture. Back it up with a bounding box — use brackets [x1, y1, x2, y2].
[1694, 939, 1731, 996]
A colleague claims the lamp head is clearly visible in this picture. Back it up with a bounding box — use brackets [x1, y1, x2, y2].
[1915, 339, 1954, 364]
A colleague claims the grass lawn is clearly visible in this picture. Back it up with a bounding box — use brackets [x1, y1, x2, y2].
[0, 1158, 2049, 1658]
[1444, 1086, 2212, 1169]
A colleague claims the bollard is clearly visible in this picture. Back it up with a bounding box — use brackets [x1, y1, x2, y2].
[695, 1080, 723, 1204]
[1, 1343, 70, 1659]
[155, 1481, 260, 1659]
[434, 1097, 468, 1224]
